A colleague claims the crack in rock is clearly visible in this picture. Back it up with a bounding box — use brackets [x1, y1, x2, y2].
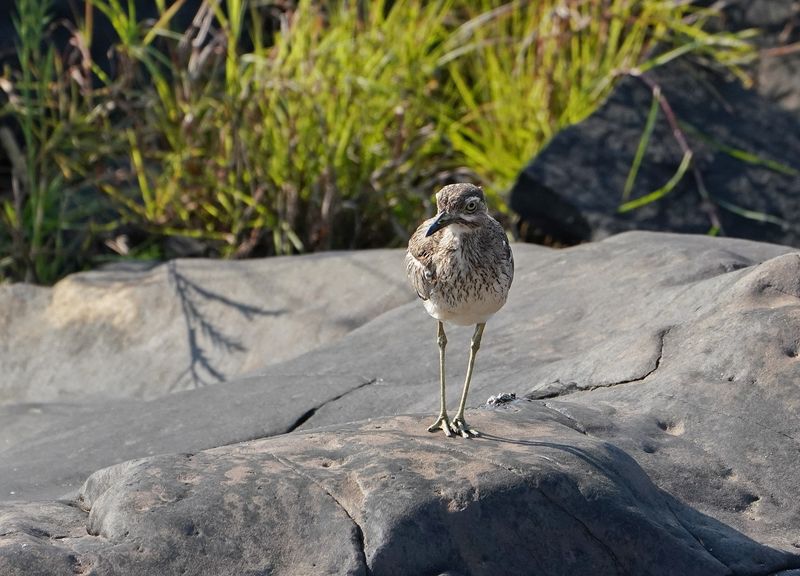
[535, 484, 631, 576]
[606, 327, 670, 387]
[661, 495, 735, 574]
[286, 378, 379, 433]
[268, 453, 372, 576]
[530, 327, 671, 401]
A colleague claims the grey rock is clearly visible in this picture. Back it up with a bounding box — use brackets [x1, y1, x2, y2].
[3, 231, 800, 573]
[0, 244, 546, 502]
[252, 232, 800, 552]
[2, 405, 797, 576]
[0, 249, 412, 404]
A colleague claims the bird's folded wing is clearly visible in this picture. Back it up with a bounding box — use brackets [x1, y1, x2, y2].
[405, 226, 436, 301]
[405, 251, 433, 301]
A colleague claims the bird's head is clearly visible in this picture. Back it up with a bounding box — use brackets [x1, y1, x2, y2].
[425, 183, 489, 237]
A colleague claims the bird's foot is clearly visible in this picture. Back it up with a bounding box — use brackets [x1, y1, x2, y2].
[450, 416, 480, 439]
[427, 413, 454, 437]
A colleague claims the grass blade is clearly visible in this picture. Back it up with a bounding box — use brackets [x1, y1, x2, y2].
[619, 150, 693, 213]
[622, 87, 660, 201]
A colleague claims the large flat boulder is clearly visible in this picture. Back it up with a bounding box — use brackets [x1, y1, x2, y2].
[2, 405, 798, 576]
[3, 231, 800, 573]
[0, 250, 412, 403]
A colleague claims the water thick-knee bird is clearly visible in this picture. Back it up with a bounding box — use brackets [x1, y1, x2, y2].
[405, 183, 514, 438]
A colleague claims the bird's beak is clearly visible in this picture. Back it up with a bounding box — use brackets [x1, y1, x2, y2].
[425, 212, 454, 237]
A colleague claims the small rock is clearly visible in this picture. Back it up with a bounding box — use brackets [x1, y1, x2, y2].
[485, 392, 517, 406]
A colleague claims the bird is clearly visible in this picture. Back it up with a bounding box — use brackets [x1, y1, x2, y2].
[405, 183, 514, 438]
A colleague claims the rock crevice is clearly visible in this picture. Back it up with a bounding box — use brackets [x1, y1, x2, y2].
[286, 378, 379, 433]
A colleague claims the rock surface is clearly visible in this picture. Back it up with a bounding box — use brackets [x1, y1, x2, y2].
[2, 406, 798, 576]
[509, 58, 800, 247]
[0, 250, 412, 403]
[3, 232, 800, 574]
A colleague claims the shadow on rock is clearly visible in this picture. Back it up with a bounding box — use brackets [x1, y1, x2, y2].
[167, 261, 285, 389]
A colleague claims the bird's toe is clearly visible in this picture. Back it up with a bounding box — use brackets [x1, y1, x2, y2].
[428, 415, 454, 437]
[450, 418, 479, 438]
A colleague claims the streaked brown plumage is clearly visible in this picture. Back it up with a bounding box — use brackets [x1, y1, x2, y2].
[405, 183, 514, 437]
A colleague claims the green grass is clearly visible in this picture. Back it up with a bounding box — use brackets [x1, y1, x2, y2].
[443, 0, 757, 208]
[89, 0, 460, 255]
[1, 0, 119, 283]
[0, 0, 763, 284]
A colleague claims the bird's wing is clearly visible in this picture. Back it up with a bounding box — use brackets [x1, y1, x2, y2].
[505, 234, 514, 281]
[405, 221, 438, 301]
[488, 218, 514, 282]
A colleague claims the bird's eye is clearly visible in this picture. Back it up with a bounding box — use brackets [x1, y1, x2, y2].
[465, 200, 478, 213]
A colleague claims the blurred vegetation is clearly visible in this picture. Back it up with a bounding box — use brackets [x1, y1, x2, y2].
[0, 0, 755, 284]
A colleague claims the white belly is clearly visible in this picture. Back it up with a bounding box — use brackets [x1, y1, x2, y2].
[423, 280, 509, 325]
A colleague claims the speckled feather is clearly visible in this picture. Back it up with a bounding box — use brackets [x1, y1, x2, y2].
[405, 183, 514, 326]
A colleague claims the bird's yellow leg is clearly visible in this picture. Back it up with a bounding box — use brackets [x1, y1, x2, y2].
[428, 321, 453, 437]
[452, 323, 485, 438]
